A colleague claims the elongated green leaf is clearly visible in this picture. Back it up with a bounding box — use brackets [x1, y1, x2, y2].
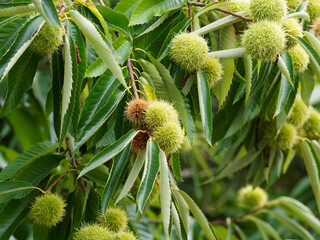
[157, 17, 191, 60]
[50, 48, 64, 138]
[96, 5, 133, 35]
[303, 31, 320, 55]
[60, 35, 73, 134]
[79, 130, 138, 177]
[41, 0, 61, 27]
[133, 11, 181, 51]
[33, 223, 49, 240]
[102, 145, 131, 215]
[214, 140, 267, 181]
[170, 152, 183, 181]
[137, 140, 160, 211]
[297, 37, 320, 81]
[256, 222, 268, 240]
[70, 183, 91, 236]
[137, 12, 170, 37]
[0, 141, 57, 181]
[172, 202, 182, 240]
[172, 189, 189, 233]
[232, 223, 247, 240]
[129, 0, 186, 25]
[69, 21, 87, 139]
[151, 57, 189, 125]
[32, 0, 61, 28]
[85, 37, 132, 78]
[75, 90, 125, 152]
[1, 49, 40, 117]
[114, 0, 141, 17]
[60, 34, 79, 143]
[212, 25, 236, 107]
[277, 55, 294, 87]
[246, 216, 281, 240]
[0, 3, 36, 17]
[160, 149, 171, 239]
[112, 36, 133, 64]
[243, 55, 252, 105]
[212, 89, 243, 143]
[116, 151, 146, 203]
[78, 70, 120, 135]
[266, 209, 315, 240]
[14, 153, 64, 185]
[143, 83, 157, 101]
[300, 140, 320, 214]
[301, 68, 315, 105]
[0, 15, 28, 58]
[85, 165, 108, 186]
[177, 190, 218, 240]
[0, 190, 39, 240]
[0, 181, 35, 203]
[182, 94, 195, 144]
[197, 71, 212, 145]
[0, 15, 43, 81]
[140, 57, 193, 140]
[277, 196, 320, 234]
[274, 53, 294, 116]
[139, 59, 169, 100]
[69, 10, 126, 87]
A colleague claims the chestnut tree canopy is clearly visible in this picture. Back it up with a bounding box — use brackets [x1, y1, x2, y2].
[1, 0, 320, 239]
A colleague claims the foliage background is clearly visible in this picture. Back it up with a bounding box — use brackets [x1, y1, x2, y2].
[1, 0, 320, 239]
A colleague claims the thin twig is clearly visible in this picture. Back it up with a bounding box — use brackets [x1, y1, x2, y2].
[155, 178, 160, 187]
[275, 55, 279, 67]
[214, 8, 253, 22]
[46, 169, 74, 192]
[59, 2, 66, 17]
[210, 202, 275, 225]
[167, 153, 172, 167]
[180, 73, 192, 90]
[65, 136, 86, 194]
[127, 56, 139, 99]
[281, 149, 287, 158]
[189, 2, 206, 7]
[186, 1, 252, 31]
[49, 54, 53, 79]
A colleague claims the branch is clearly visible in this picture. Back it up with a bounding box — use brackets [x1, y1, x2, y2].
[46, 169, 74, 192]
[187, 1, 252, 23]
[189, 2, 207, 7]
[187, 1, 209, 32]
[210, 202, 276, 226]
[127, 56, 139, 99]
[65, 136, 86, 194]
[214, 8, 253, 22]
